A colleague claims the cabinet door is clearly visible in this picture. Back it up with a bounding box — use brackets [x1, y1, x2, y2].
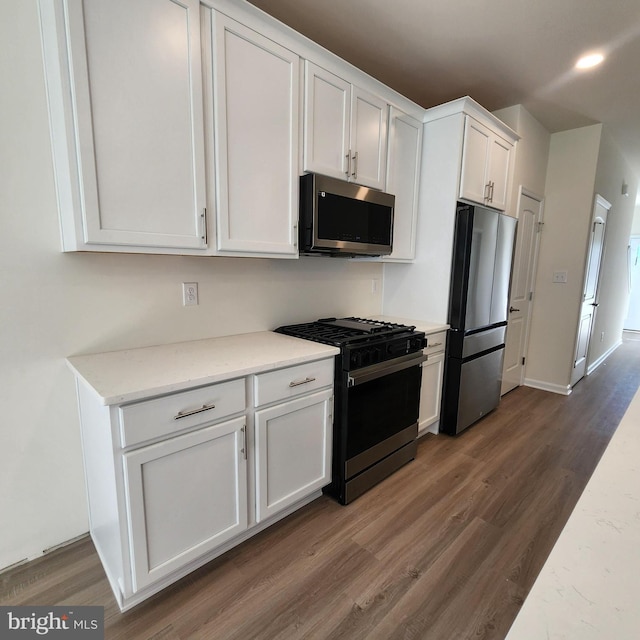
[384, 107, 422, 261]
[459, 116, 491, 206]
[42, 0, 207, 251]
[303, 62, 351, 180]
[255, 389, 332, 522]
[419, 352, 445, 434]
[486, 135, 513, 211]
[350, 86, 388, 190]
[123, 416, 247, 591]
[210, 13, 299, 256]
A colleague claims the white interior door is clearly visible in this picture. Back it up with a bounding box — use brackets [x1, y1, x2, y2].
[501, 191, 543, 395]
[571, 194, 611, 386]
[623, 236, 640, 330]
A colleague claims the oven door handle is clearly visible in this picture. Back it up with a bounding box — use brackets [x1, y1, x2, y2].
[347, 352, 427, 387]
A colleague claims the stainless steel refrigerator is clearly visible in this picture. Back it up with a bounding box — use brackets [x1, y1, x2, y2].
[440, 202, 517, 435]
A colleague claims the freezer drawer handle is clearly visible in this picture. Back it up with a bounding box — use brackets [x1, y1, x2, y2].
[174, 403, 216, 420]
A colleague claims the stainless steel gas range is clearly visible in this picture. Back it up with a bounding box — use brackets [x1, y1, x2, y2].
[275, 317, 426, 504]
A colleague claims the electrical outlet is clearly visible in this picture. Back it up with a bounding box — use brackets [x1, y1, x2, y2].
[552, 270, 568, 283]
[371, 279, 379, 294]
[182, 282, 198, 306]
[600, 331, 605, 342]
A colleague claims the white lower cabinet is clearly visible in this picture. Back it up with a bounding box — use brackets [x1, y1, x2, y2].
[255, 389, 332, 522]
[418, 331, 447, 435]
[124, 416, 248, 591]
[73, 352, 334, 610]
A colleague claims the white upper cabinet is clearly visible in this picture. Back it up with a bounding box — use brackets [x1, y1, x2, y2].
[459, 115, 514, 211]
[40, 0, 208, 252]
[302, 63, 350, 180]
[350, 86, 389, 189]
[303, 62, 388, 190]
[384, 107, 422, 262]
[205, 12, 299, 257]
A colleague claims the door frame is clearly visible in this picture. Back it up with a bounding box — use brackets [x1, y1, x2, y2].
[571, 193, 611, 386]
[501, 187, 544, 394]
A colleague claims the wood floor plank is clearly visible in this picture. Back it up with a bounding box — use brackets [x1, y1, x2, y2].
[2, 333, 640, 639]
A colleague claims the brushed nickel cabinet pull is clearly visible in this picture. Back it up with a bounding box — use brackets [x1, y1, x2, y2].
[352, 151, 358, 178]
[289, 377, 316, 388]
[201, 207, 207, 243]
[345, 151, 351, 176]
[241, 425, 247, 460]
[173, 403, 216, 420]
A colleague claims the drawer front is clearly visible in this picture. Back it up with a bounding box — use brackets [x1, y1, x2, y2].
[425, 331, 447, 356]
[254, 358, 334, 407]
[120, 379, 246, 448]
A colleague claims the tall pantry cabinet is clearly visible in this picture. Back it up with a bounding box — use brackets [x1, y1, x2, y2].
[383, 97, 519, 325]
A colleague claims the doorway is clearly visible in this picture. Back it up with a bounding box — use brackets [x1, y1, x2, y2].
[623, 236, 640, 331]
[502, 189, 544, 395]
[571, 194, 611, 387]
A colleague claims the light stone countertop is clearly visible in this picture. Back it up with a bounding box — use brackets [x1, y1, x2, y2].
[505, 386, 640, 639]
[67, 331, 339, 406]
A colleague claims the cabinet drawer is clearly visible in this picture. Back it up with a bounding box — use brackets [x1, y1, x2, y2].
[254, 358, 334, 407]
[425, 331, 447, 356]
[119, 379, 246, 448]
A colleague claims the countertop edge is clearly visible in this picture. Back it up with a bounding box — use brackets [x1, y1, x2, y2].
[67, 332, 340, 406]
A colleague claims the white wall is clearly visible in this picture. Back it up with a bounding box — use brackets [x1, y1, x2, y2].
[524, 125, 637, 391]
[0, 1, 383, 570]
[588, 131, 638, 364]
[492, 104, 551, 206]
[525, 125, 603, 392]
[631, 204, 640, 235]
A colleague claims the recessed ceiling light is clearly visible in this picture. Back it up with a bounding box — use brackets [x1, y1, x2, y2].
[575, 53, 604, 69]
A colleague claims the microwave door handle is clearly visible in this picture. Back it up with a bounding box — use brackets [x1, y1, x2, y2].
[347, 352, 426, 387]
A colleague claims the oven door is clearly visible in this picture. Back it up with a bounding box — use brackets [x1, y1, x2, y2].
[343, 351, 425, 479]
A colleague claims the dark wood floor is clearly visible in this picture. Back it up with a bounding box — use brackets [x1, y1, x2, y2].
[3, 333, 640, 640]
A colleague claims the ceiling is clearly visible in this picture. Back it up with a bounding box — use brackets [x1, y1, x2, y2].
[247, 0, 640, 192]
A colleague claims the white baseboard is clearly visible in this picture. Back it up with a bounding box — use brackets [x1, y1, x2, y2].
[586, 339, 622, 376]
[524, 378, 572, 396]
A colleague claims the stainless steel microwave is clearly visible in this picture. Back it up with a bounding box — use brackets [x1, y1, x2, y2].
[298, 173, 395, 257]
